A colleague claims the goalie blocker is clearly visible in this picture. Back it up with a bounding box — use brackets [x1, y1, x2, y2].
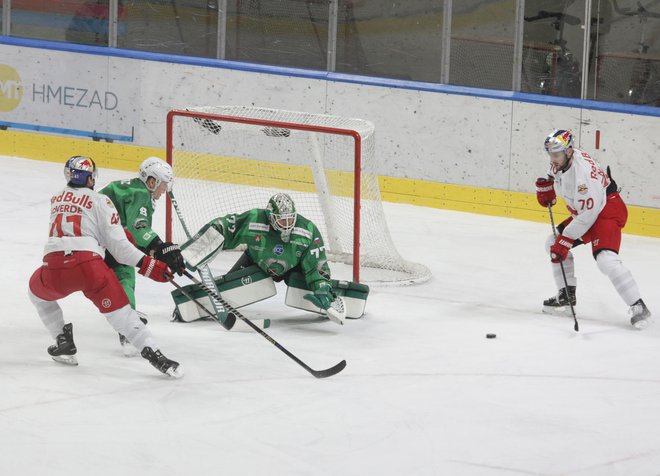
[171, 265, 369, 323]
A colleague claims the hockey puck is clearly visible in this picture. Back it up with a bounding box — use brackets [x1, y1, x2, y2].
[486, 333, 497, 339]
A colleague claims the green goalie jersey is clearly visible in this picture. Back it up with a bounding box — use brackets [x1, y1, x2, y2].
[99, 178, 159, 249]
[210, 208, 332, 292]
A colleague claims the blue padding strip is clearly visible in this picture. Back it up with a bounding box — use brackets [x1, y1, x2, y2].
[0, 120, 133, 142]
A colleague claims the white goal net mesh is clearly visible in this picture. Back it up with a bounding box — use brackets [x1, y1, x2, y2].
[167, 106, 431, 285]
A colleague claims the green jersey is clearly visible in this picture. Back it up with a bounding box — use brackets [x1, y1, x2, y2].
[99, 178, 159, 249]
[210, 208, 331, 292]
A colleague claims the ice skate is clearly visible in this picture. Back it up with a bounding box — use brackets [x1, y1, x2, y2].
[141, 346, 183, 378]
[542, 286, 576, 316]
[630, 299, 652, 330]
[48, 323, 78, 366]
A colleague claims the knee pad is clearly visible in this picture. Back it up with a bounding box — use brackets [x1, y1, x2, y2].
[596, 250, 622, 276]
[28, 288, 60, 314]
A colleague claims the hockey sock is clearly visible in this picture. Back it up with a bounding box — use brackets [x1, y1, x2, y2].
[596, 250, 641, 306]
[28, 289, 66, 340]
[105, 304, 158, 352]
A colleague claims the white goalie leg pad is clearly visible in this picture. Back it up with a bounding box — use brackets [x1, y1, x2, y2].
[28, 289, 66, 340]
[596, 250, 641, 306]
[105, 305, 158, 352]
[546, 233, 576, 288]
[180, 223, 225, 271]
[285, 286, 346, 325]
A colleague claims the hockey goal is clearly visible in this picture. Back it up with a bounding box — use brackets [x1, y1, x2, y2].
[165, 106, 431, 285]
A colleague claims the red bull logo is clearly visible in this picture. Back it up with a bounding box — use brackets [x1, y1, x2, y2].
[78, 158, 94, 171]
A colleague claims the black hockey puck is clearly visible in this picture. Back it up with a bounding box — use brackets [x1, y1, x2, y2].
[486, 333, 497, 339]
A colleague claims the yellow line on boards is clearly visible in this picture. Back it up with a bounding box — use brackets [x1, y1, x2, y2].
[2, 129, 658, 238]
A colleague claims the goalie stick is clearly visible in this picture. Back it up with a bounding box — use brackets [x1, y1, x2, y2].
[168, 189, 236, 330]
[548, 204, 579, 332]
[171, 272, 346, 379]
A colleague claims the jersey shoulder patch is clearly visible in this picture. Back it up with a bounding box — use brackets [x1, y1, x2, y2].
[292, 227, 312, 240]
[249, 222, 270, 232]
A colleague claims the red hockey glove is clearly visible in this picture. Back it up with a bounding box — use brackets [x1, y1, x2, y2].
[138, 256, 172, 283]
[536, 177, 557, 207]
[550, 235, 574, 263]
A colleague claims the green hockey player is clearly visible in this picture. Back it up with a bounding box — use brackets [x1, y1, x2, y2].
[180, 193, 347, 325]
[100, 157, 185, 354]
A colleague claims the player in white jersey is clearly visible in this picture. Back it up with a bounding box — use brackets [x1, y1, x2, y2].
[535, 130, 651, 329]
[28, 156, 184, 377]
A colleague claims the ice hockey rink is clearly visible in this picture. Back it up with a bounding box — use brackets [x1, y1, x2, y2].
[2, 155, 660, 476]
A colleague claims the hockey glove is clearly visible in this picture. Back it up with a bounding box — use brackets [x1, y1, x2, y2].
[154, 241, 185, 276]
[536, 177, 556, 207]
[550, 235, 574, 263]
[138, 256, 172, 283]
[304, 288, 334, 310]
[304, 282, 346, 325]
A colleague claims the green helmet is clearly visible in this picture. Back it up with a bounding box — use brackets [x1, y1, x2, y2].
[266, 193, 297, 240]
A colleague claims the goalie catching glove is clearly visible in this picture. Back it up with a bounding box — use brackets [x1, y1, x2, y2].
[304, 282, 347, 325]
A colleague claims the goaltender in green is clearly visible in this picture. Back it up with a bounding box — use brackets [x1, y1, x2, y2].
[173, 193, 369, 325]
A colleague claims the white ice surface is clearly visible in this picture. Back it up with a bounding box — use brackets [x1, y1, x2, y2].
[1, 156, 660, 476]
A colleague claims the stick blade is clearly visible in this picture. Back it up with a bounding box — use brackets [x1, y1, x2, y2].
[311, 360, 347, 379]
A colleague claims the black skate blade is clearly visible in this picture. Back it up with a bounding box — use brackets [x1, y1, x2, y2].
[51, 354, 79, 366]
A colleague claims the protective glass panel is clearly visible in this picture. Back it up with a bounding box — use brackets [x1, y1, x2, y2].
[225, 0, 329, 70]
[335, 0, 444, 82]
[522, 0, 586, 98]
[590, 0, 660, 106]
[10, 0, 111, 46]
[449, 0, 517, 90]
[119, 1, 218, 58]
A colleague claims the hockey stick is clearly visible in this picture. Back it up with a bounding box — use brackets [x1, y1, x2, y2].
[168, 276, 220, 321]
[179, 270, 347, 379]
[168, 189, 236, 329]
[547, 205, 579, 332]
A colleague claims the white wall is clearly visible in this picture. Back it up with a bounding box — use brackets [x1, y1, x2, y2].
[1, 44, 658, 208]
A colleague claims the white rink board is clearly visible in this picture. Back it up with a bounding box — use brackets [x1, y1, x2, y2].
[1, 44, 660, 207]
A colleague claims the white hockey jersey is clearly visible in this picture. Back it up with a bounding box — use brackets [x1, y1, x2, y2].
[44, 186, 144, 266]
[548, 148, 610, 241]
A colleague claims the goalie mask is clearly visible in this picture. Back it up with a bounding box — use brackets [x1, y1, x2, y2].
[139, 157, 173, 193]
[266, 193, 297, 241]
[64, 156, 97, 187]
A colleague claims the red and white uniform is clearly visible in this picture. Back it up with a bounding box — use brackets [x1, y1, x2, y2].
[545, 149, 640, 308]
[550, 148, 627, 254]
[44, 186, 143, 265]
[30, 186, 143, 314]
